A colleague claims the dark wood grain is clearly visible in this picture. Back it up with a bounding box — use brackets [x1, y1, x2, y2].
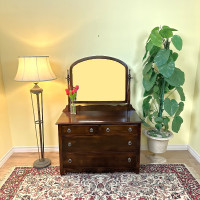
[62, 135, 139, 152]
[63, 152, 137, 168]
[57, 56, 141, 175]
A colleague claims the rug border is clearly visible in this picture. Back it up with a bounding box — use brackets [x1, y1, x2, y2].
[0, 164, 199, 200]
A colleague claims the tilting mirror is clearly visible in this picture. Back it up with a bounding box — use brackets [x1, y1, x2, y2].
[69, 56, 129, 103]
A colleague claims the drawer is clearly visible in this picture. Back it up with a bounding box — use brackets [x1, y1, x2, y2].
[62, 135, 139, 152]
[63, 152, 137, 168]
[101, 125, 138, 135]
[62, 125, 98, 135]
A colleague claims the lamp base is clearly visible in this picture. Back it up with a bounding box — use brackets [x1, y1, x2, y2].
[33, 158, 51, 169]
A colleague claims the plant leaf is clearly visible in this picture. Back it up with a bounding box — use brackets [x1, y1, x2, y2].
[155, 123, 162, 130]
[171, 35, 182, 51]
[175, 102, 184, 116]
[144, 89, 153, 97]
[142, 96, 152, 117]
[143, 41, 154, 60]
[153, 85, 159, 93]
[144, 68, 153, 80]
[176, 87, 185, 101]
[172, 52, 178, 61]
[163, 117, 170, 131]
[165, 68, 185, 86]
[172, 116, 183, 133]
[154, 49, 170, 67]
[157, 57, 175, 78]
[143, 72, 157, 91]
[155, 117, 163, 123]
[159, 28, 173, 38]
[143, 62, 152, 75]
[150, 30, 162, 47]
[150, 46, 160, 56]
[162, 26, 177, 31]
[146, 40, 154, 51]
[164, 98, 179, 116]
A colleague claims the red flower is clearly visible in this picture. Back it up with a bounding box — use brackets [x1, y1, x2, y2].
[71, 91, 74, 95]
[75, 85, 79, 90]
[74, 88, 77, 93]
[65, 89, 69, 95]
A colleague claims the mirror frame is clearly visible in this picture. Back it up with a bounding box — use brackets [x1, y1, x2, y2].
[68, 56, 130, 104]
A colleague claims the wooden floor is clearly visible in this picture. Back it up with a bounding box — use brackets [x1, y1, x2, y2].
[0, 150, 200, 183]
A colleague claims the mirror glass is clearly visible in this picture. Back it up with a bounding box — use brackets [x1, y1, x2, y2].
[71, 58, 126, 102]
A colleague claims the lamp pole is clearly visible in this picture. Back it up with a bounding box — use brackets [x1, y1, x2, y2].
[30, 83, 51, 168]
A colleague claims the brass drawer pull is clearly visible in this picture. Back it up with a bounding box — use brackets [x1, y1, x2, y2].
[106, 128, 110, 132]
[128, 157, 131, 163]
[89, 128, 94, 133]
[68, 159, 72, 163]
[67, 128, 71, 133]
[128, 127, 132, 132]
[128, 141, 132, 146]
[68, 142, 72, 147]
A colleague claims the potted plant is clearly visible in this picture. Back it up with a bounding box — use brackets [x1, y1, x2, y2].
[142, 25, 185, 155]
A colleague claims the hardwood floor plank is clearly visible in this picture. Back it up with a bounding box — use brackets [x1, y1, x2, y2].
[0, 151, 200, 181]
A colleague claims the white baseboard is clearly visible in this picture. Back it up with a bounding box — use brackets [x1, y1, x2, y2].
[188, 145, 200, 163]
[141, 144, 188, 151]
[167, 145, 188, 150]
[0, 148, 13, 168]
[13, 146, 59, 153]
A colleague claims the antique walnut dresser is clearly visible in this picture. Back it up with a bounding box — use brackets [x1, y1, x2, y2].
[56, 56, 141, 175]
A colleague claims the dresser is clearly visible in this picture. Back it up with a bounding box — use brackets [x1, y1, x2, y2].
[56, 56, 142, 175]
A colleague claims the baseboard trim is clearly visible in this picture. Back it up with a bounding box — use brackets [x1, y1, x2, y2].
[0, 148, 13, 168]
[167, 145, 188, 150]
[13, 146, 59, 153]
[188, 145, 200, 163]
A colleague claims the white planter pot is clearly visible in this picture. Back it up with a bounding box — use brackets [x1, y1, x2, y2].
[144, 130, 173, 154]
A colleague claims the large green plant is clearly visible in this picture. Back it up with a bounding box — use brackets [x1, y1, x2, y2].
[142, 26, 185, 137]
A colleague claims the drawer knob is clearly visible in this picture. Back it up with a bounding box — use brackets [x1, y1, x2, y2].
[128, 157, 131, 163]
[68, 142, 72, 147]
[68, 159, 72, 163]
[89, 128, 94, 133]
[128, 141, 132, 146]
[106, 128, 110, 132]
[67, 128, 71, 133]
[128, 127, 132, 132]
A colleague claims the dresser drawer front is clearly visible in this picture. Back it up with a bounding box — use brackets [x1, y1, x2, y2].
[101, 125, 138, 135]
[63, 152, 137, 168]
[62, 125, 98, 135]
[62, 135, 139, 152]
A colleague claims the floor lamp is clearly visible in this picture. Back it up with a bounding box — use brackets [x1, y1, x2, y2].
[15, 56, 56, 169]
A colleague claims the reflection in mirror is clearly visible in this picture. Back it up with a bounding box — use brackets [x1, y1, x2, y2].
[71, 58, 127, 102]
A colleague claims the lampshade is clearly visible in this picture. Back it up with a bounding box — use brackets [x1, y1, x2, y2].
[15, 56, 56, 82]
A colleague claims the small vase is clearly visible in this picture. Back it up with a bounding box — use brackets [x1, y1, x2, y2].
[70, 101, 76, 115]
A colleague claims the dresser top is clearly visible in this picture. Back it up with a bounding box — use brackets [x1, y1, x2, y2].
[56, 110, 141, 125]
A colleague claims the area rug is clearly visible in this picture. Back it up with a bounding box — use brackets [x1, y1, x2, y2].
[0, 164, 200, 200]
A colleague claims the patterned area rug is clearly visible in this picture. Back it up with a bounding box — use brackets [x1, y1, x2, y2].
[0, 164, 200, 200]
